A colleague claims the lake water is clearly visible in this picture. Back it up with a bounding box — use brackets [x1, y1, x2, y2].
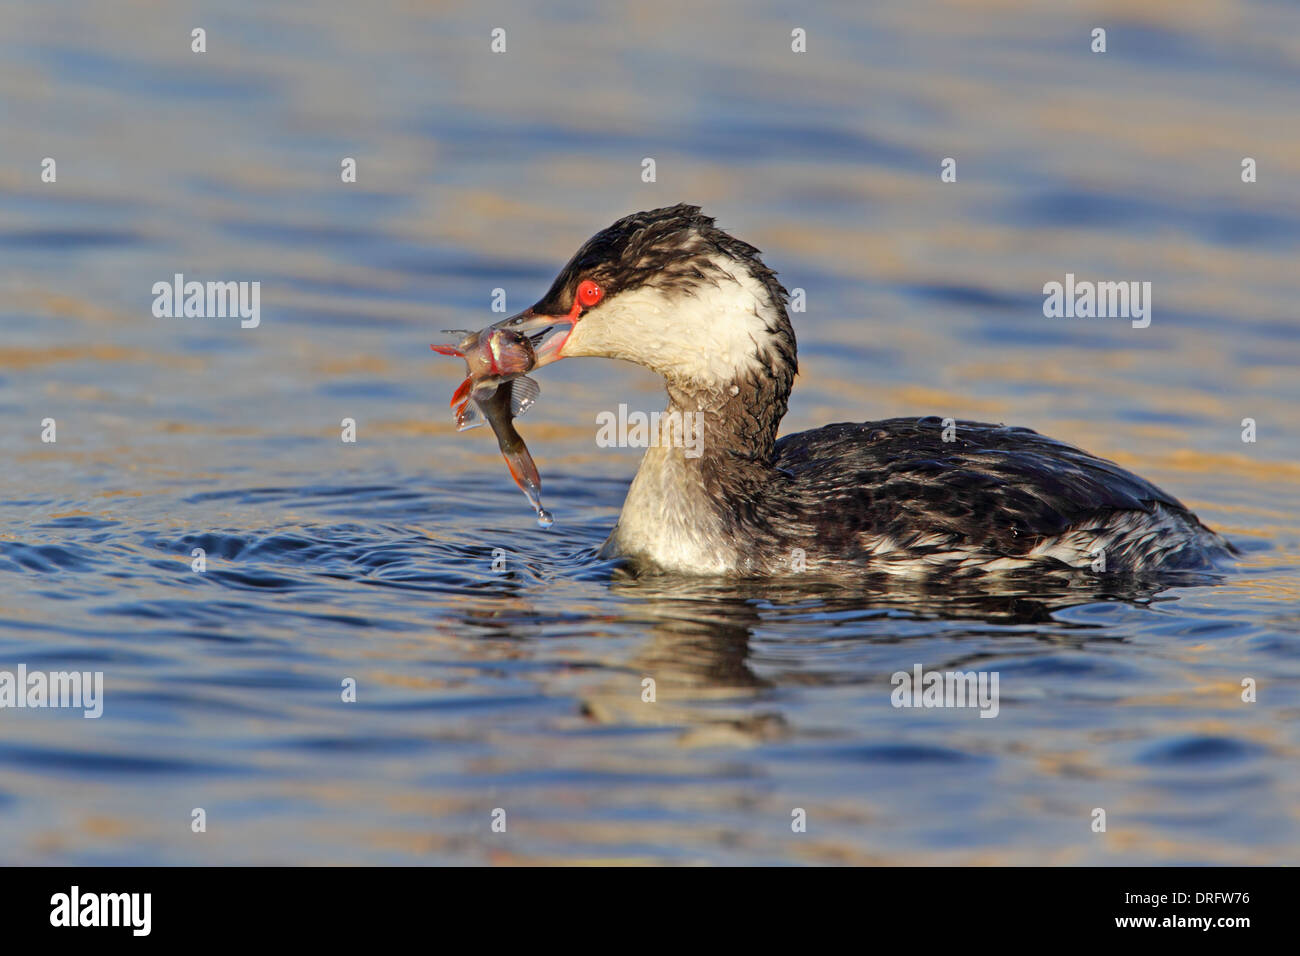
[1, 0, 1298, 864]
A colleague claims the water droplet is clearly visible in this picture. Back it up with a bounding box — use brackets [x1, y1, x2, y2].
[536, 509, 554, 528]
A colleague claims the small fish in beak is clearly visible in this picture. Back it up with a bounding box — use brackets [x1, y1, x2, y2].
[432, 327, 552, 527]
[433, 327, 541, 430]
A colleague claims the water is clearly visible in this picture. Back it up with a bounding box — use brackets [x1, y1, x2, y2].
[2, 0, 1298, 864]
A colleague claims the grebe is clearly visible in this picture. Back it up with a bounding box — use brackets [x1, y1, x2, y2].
[485, 204, 1234, 577]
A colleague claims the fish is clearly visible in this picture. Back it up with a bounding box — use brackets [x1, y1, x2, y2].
[432, 327, 553, 527]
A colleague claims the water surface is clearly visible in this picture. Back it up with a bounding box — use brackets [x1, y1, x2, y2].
[1, 0, 1298, 864]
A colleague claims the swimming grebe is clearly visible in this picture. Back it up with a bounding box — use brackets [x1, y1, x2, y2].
[484, 204, 1233, 577]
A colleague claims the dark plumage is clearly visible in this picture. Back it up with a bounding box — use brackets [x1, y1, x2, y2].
[761, 418, 1233, 575]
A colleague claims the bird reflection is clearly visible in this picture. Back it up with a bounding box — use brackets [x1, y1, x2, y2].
[440, 562, 1227, 746]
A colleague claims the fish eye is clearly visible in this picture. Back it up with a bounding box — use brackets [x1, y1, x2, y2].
[576, 280, 603, 308]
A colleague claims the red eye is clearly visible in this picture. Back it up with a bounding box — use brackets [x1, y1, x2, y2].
[576, 280, 603, 308]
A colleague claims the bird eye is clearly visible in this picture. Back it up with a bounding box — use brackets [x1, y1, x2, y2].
[576, 280, 603, 308]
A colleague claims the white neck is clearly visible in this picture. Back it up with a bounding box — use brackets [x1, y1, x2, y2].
[603, 405, 743, 574]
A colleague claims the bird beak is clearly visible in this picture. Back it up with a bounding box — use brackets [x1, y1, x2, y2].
[488, 304, 580, 369]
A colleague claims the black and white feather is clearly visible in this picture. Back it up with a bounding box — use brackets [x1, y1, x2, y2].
[527, 205, 1234, 578]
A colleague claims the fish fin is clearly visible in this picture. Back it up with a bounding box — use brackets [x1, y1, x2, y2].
[509, 375, 541, 418]
[503, 447, 543, 513]
[449, 377, 472, 408]
[431, 344, 464, 357]
[455, 398, 486, 431]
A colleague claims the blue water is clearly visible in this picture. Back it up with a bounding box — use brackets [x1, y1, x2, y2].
[1, 0, 1298, 864]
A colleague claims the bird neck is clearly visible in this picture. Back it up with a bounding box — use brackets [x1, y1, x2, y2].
[663, 371, 789, 463]
[606, 371, 791, 575]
